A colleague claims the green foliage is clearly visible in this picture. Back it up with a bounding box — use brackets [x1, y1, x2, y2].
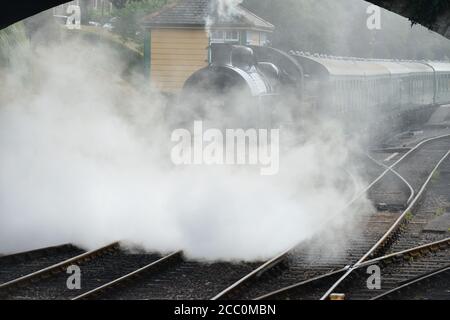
[408, 0, 450, 28]
[86, 7, 112, 24]
[87, 0, 450, 60]
[113, 0, 170, 42]
[432, 170, 441, 183]
[110, 0, 129, 9]
[242, 0, 450, 60]
[68, 28, 144, 79]
[0, 22, 30, 68]
[370, 0, 450, 28]
[435, 207, 445, 216]
[405, 211, 413, 221]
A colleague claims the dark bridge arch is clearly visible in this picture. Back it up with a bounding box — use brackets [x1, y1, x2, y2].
[1, 1, 70, 30]
[367, 0, 450, 39]
[2, 1, 450, 40]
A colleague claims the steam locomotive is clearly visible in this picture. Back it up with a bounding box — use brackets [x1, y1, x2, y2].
[182, 43, 450, 136]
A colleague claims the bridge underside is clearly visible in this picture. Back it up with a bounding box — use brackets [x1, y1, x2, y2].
[1, 1, 450, 40]
[368, 0, 450, 40]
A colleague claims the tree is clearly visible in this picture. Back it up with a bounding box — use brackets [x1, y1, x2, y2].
[110, 0, 129, 9]
[113, 0, 170, 42]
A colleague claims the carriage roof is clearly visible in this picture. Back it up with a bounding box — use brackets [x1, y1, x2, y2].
[424, 61, 450, 73]
[398, 62, 435, 74]
[290, 53, 441, 78]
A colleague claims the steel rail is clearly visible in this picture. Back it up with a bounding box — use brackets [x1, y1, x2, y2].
[254, 267, 349, 300]
[253, 237, 449, 300]
[0, 242, 119, 291]
[312, 134, 450, 238]
[211, 246, 294, 300]
[346, 134, 450, 211]
[359, 149, 450, 263]
[357, 237, 450, 269]
[72, 250, 183, 300]
[320, 148, 450, 300]
[365, 153, 415, 205]
[212, 134, 450, 301]
[371, 265, 450, 300]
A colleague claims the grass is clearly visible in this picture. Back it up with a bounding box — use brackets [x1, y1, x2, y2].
[431, 170, 441, 183]
[70, 25, 143, 55]
[405, 211, 414, 221]
[435, 207, 446, 217]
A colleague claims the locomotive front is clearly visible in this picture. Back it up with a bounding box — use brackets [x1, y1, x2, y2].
[179, 44, 303, 130]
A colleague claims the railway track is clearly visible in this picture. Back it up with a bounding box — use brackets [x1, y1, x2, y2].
[319, 146, 450, 300]
[0, 244, 84, 285]
[256, 238, 450, 300]
[210, 134, 450, 300]
[372, 265, 450, 300]
[0, 243, 261, 300]
[1, 134, 449, 300]
[0, 242, 166, 299]
[93, 255, 262, 300]
[252, 140, 450, 300]
[365, 153, 415, 207]
[86, 134, 450, 300]
[385, 154, 450, 254]
[344, 238, 450, 300]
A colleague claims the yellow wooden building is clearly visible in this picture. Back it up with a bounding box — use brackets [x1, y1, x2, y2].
[141, 0, 274, 94]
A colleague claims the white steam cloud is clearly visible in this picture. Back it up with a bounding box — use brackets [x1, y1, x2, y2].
[205, 0, 244, 35]
[0, 20, 373, 262]
[215, 0, 243, 18]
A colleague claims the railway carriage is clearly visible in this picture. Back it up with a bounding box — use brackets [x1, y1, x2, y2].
[375, 61, 412, 115]
[397, 62, 435, 111]
[425, 61, 450, 105]
[182, 43, 450, 135]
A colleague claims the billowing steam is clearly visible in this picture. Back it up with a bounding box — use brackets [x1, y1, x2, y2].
[215, 0, 243, 18]
[205, 0, 244, 35]
[0, 17, 373, 262]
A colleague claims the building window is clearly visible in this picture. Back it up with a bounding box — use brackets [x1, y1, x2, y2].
[225, 31, 239, 41]
[210, 30, 239, 43]
[260, 32, 268, 45]
[211, 31, 224, 42]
